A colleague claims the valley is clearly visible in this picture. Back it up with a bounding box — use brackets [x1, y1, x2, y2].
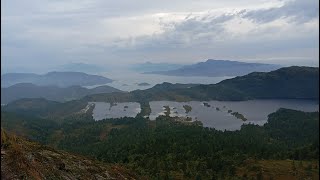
[2, 0, 319, 178]
[1, 66, 319, 179]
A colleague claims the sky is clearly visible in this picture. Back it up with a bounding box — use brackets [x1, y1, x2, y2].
[1, 0, 319, 73]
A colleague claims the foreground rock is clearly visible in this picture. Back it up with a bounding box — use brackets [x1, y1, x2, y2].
[1, 129, 139, 180]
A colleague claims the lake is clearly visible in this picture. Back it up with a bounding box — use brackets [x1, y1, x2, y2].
[89, 99, 318, 131]
[90, 102, 141, 121]
[149, 100, 319, 130]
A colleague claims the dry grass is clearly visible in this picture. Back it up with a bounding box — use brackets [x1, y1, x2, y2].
[1, 128, 138, 179]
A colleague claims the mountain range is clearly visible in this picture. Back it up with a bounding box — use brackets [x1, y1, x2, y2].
[2, 66, 318, 119]
[1, 83, 122, 104]
[86, 66, 319, 103]
[1, 71, 113, 87]
[145, 59, 282, 77]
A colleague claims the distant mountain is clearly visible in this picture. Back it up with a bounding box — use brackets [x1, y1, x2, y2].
[1, 71, 113, 87]
[55, 63, 108, 73]
[3, 66, 318, 118]
[1, 83, 122, 104]
[85, 66, 319, 103]
[145, 59, 282, 77]
[130, 62, 184, 72]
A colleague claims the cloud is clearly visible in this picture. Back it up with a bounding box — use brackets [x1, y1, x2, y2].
[1, 0, 319, 71]
[109, 1, 318, 65]
[243, 0, 319, 23]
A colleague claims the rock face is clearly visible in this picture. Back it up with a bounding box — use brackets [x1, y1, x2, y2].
[1, 129, 139, 180]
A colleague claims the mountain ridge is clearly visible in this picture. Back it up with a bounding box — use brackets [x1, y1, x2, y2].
[1, 71, 113, 87]
[1, 83, 122, 104]
[145, 59, 282, 77]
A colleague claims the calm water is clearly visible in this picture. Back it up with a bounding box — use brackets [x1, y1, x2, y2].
[90, 102, 141, 121]
[149, 100, 319, 131]
[85, 71, 232, 91]
[89, 99, 318, 130]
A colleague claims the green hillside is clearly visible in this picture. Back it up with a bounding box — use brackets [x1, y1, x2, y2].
[2, 109, 319, 179]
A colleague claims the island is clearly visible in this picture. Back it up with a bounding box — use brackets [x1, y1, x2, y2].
[231, 112, 247, 121]
[183, 105, 192, 113]
[203, 102, 211, 107]
[163, 106, 171, 116]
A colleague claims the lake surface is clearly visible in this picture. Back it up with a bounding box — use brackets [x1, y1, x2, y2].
[85, 71, 232, 91]
[89, 99, 318, 130]
[149, 100, 319, 131]
[90, 102, 141, 121]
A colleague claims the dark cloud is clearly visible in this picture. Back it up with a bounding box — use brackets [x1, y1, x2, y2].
[243, 0, 319, 23]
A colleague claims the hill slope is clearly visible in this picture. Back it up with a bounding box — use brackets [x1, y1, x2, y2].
[146, 59, 281, 77]
[1, 71, 113, 87]
[215, 66, 319, 99]
[87, 66, 319, 102]
[1, 129, 138, 180]
[1, 83, 122, 104]
[1, 109, 319, 179]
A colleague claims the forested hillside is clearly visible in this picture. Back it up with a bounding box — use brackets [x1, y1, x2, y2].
[2, 109, 319, 179]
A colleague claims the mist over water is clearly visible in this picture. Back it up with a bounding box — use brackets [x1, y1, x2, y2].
[85, 70, 233, 91]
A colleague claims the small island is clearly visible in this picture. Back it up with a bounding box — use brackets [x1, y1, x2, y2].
[163, 106, 171, 116]
[137, 82, 151, 86]
[183, 105, 192, 113]
[231, 112, 247, 121]
[203, 102, 211, 107]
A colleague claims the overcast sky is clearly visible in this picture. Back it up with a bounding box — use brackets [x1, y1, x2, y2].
[1, 0, 319, 72]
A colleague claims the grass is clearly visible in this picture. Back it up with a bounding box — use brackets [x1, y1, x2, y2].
[1, 128, 139, 180]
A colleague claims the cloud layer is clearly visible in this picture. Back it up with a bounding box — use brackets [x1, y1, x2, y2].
[1, 0, 319, 72]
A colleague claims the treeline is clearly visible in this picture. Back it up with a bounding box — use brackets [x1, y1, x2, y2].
[1, 108, 319, 179]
